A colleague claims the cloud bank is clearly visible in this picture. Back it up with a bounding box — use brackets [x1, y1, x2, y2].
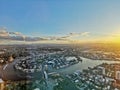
[0, 27, 90, 44]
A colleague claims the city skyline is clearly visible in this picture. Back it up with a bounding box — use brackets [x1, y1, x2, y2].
[0, 0, 120, 44]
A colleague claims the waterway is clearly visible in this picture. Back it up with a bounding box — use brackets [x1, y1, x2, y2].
[58, 57, 120, 74]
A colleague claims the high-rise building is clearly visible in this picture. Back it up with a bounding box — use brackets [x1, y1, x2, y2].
[98, 66, 105, 75]
[116, 71, 120, 80]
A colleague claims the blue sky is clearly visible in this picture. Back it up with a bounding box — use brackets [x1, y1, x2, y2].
[0, 0, 120, 44]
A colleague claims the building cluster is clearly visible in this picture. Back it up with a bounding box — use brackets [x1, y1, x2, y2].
[14, 56, 42, 73]
[61, 63, 120, 90]
[11, 46, 81, 73]
[14, 53, 80, 74]
[79, 51, 120, 61]
[45, 55, 79, 70]
[0, 45, 120, 90]
[0, 50, 14, 64]
[74, 44, 120, 61]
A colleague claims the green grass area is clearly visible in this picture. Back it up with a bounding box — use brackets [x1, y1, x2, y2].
[53, 77, 79, 90]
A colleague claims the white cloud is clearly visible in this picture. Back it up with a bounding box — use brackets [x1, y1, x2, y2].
[0, 27, 90, 44]
[0, 27, 9, 37]
[80, 32, 90, 36]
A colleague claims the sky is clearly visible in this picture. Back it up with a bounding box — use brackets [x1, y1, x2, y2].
[0, 0, 120, 44]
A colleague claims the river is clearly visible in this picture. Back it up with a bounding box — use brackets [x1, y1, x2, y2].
[58, 57, 120, 74]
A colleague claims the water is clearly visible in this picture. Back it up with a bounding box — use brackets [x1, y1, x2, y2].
[58, 57, 120, 74]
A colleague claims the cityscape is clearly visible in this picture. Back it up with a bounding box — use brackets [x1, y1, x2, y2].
[0, 44, 120, 90]
[0, 0, 120, 90]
